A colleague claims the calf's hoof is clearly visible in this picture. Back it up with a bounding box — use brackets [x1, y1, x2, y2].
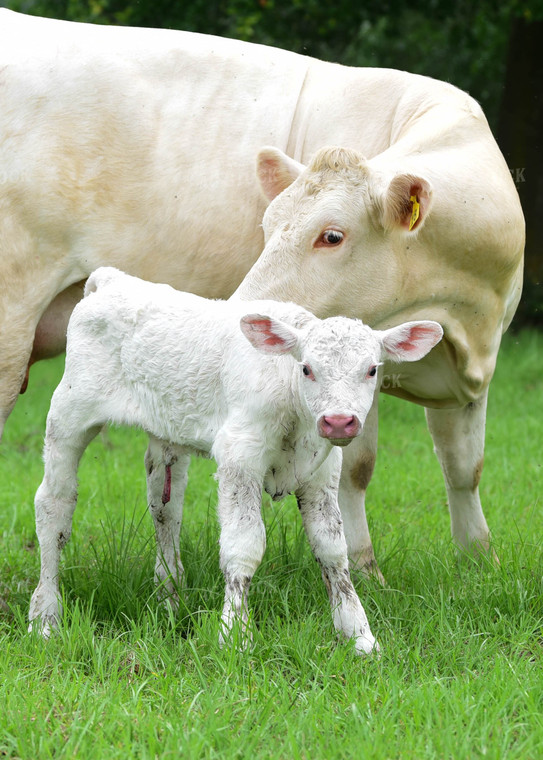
[354, 633, 381, 657]
[28, 615, 57, 640]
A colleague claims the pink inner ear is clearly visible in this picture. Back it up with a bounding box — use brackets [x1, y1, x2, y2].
[396, 325, 436, 351]
[384, 174, 431, 232]
[259, 157, 276, 179]
[396, 339, 416, 352]
[249, 318, 285, 346]
[264, 335, 285, 346]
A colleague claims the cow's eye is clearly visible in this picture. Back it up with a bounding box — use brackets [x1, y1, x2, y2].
[302, 364, 315, 380]
[315, 229, 344, 247]
[367, 365, 377, 378]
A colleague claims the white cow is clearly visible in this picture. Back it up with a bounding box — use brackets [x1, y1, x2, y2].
[0, 12, 523, 577]
[28, 267, 443, 653]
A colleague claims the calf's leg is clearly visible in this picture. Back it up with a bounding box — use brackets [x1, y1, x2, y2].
[29, 402, 100, 636]
[425, 390, 493, 554]
[215, 466, 266, 646]
[145, 436, 190, 610]
[297, 475, 379, 656]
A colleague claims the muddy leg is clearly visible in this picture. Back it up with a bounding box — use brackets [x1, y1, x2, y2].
[29, 393, 100, 635]
[297, 457, 379, 656]
[145, 436, 190, 610]
[215, 466, 266, 646]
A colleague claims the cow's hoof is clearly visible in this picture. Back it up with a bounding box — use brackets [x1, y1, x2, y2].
[350, 554, 386, 586]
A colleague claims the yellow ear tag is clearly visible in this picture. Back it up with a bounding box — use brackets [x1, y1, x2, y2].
[409, 195, 420, 231]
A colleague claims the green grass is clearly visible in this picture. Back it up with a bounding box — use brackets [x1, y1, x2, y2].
[0, 331, 542, 759]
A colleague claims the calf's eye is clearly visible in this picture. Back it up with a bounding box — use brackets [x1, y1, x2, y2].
[367, 365, 377, 378]
[302, 364, 315, 380]
[315, 229, 344, 248]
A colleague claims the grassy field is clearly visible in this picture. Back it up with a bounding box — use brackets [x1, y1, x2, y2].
[0, 330, 541, 759]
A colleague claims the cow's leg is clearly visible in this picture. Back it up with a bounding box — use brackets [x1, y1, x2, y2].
[296, 465, 379, 656]
[28, 396, 100, 636]
[337, 394, 384, 582]
[215, 465, 266, 646]
[425, 390, 492, 553]
[145, 436, 189, 611]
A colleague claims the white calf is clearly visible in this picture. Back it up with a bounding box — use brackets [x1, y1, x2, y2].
[28, 268, 442, 654]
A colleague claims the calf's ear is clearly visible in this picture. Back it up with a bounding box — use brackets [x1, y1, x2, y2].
[257, 147, 305, 202]
[382, 174, 432, 232]
[379, 320, 443, 362]
[240, 313, 301, 357]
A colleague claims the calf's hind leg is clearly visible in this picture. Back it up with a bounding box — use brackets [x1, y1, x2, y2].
[145, 436, 190, 611]
[29, 403, 100, 636]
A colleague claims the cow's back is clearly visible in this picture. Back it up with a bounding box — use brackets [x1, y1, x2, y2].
[0, 10, 474, 298]
[0, 10, 524, 410]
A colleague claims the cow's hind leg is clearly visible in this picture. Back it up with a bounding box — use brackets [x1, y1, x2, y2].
[425, 390, 493, 555]
[29, 396, 100, 636]
[337, 396, 385, 582]
[145, 436, 189, 611]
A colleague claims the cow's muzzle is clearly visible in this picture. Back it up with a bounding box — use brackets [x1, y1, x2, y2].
[318, 414, 361, 446]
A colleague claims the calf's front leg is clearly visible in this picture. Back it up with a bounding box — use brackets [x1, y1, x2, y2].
[215, 465, 266, 646]
[297, 461, 379, 656]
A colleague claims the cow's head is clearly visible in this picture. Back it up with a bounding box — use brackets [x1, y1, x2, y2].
[234, 146, 433, 322]
[240, 312, 442, 446]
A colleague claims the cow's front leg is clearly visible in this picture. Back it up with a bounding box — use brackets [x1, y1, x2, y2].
[425, 389, 493, 555]
[337, 394, 384, 582]
[145, 436, 190, 611]
[297, 457, 379, 656]
[215, 464, 266, 647]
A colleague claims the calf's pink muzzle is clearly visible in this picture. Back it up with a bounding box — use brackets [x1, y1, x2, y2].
[317, 414, 361, 446]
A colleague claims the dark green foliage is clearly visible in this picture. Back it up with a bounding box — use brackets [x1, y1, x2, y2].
[0, 0, 519, 126]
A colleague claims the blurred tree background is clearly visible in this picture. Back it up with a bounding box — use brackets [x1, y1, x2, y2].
[2, 0, 542, 324]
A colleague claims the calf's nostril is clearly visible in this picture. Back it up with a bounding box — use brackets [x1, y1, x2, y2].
[319, 414, 360, 439]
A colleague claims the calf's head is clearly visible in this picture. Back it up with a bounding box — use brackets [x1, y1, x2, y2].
[240, 313, 443, 446]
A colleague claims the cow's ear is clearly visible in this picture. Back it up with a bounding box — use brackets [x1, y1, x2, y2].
[257, 147, 305, 202]
[382, 174, 432, 232]
[240, 313, 301, 357]
[379, 320, 443, 362]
